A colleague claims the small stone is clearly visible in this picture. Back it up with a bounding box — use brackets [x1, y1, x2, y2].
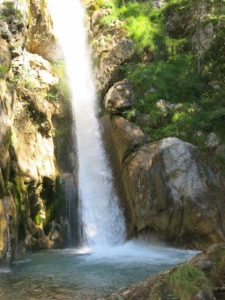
[205, 132, 220, 150]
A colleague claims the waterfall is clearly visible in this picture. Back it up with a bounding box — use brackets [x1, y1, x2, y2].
[61, 174, 78, 247]
[48, 0, 126, 248]
[3, 198, 11, 261]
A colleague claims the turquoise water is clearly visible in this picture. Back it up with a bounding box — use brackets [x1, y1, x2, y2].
[0, 242, 197, 300]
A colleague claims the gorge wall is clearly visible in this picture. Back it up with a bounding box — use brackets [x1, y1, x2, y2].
[0, 0, 76, 260]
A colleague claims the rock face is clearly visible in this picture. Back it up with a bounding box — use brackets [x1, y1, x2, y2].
[89, 8, 135, 95]
[0, 0, 75, 259]
[26, 0, 56, 60]
[121, 137, 225, 249]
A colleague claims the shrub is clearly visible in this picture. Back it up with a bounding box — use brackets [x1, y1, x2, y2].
[165, 264, 212, 300]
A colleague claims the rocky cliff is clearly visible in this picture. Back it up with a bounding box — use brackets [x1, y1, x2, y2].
[0, 0, 75, 260]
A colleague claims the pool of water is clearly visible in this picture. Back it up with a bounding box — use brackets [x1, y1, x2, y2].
[0, 241, 198, 300]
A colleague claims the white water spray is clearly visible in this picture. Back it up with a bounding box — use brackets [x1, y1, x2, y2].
[48, 0, 126, 248]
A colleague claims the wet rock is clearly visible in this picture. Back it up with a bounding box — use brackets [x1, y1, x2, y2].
[0, 199, 7, 260]
[4, 195, 18, 256]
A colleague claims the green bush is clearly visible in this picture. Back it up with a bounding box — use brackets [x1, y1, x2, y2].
[165, 264, 212, 300]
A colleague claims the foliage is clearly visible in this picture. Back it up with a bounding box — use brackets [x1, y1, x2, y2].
[0, 65, 8, 78]
[124, 54, 208, 111]
[98, 0, 225, 146]
[51, 60, 71, 101]
[34, 214, 41, 226]
[0, 1, 23, 23]
[165, 264, 212, 300]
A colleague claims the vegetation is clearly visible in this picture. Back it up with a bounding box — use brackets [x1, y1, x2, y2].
[50, 60, 71, 102]
[90, 0, 225, 159]
[0, 1, 23, 23]
[165, 264, 212, 300]
[0, 65, 8, 79]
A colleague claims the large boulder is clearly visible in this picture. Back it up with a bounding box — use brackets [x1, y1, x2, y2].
[94, 39, 135, 94]
[104, 79, 135, 115]
[122, 137, 225, 249]
[111, 116, 146, 163]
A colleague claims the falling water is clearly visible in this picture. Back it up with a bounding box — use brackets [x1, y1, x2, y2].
[48, 0, 126, 248]
[61, 174, 78, 247]
[3, 198, 11, 261]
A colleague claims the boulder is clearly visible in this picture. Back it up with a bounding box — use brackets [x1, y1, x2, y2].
[192, 23, 215, 53]
[104, 79, 135, 114]
[122, 137, 225, 249]
[205, 132, 220, 150]
[94, 39, 135, 94]
[111, 116, 146, 163]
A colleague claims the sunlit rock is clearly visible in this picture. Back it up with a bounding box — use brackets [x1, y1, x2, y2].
[122, 137, 225, 249]
[12, 50, 59, 89]
[104, 79, 135, 115]
[94, 39, 135, 93]
[26, 0, 56, 60]
[111, 116, 146, 163]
